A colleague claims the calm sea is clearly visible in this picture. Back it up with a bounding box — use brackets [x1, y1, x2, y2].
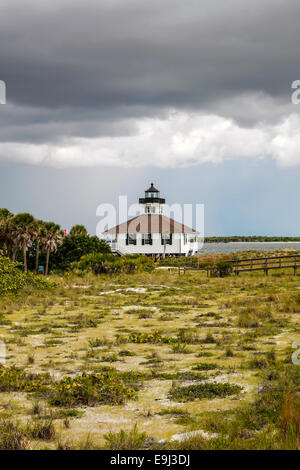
[198, 242, 300, 255]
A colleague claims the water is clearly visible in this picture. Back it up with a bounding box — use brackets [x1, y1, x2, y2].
[197, 242, 300, 255]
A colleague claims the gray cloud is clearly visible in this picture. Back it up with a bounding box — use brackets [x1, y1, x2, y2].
[0, 0, 300, 166]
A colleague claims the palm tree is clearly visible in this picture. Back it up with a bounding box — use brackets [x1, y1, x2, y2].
[33, 220, 47, 274]
[0, 208, 13, 257]
[69, 224, 88, 236]
[12, 213, 35, 272]
[9, 219, 20, 262]
[43, 222, 63, 276]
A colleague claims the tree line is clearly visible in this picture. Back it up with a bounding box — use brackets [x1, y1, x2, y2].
[0, 209, 110, 275]
[204, 236, 300, 243]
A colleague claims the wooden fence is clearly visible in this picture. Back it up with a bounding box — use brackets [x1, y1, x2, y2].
[163, 253, 300, 276]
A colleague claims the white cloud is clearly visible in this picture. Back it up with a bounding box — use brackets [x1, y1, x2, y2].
[1, 110, 300, 168]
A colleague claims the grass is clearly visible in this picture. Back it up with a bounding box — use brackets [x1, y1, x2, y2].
[104, 424, 148, 450]
[27, 418, 56, 441]
[0, 420, 31, 450]
[0, 251, 299, 449]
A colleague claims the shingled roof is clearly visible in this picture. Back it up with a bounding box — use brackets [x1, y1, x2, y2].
[145, 183, 159, 193]
[104, 214, 197, 234]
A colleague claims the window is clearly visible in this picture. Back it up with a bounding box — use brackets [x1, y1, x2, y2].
[145, 191, 159, 198]
[107, 234, 117, 243]
[126, 234, 137, 245]
[142, 233, 152, 245]
[161, 233, 172, 245]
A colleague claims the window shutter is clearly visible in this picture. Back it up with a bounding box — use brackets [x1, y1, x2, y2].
[126, 234, 129, 246]
[170, 233, 173, 245]
[142, 236, 145, 245]
[149, 235, 152, 246]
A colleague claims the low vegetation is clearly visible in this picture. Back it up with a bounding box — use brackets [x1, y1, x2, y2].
[0, 237, 299, 449]
[0, 256, 48, 296]
[49, 372, 138, 407]
[169, 382, 243, 402]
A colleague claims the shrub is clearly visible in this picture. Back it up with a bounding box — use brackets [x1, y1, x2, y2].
[104, 424, 148, 450]
[210, 262, 233, 277]
[0, 255, 48, 296]
[177, 328, 199, 344]
[280, 393, 300, 438]
[0, 365, 51, 393]
[88, 337, 112, 348]
[27, 418, 56, 441]
[119, 350, 136, 357]
[49, 372, 137, 407]
[50, 234, 111, 271]
[192, 362, 219, 371]
[238, 313, 259, 328]
[248, 351, 276, 370]
[169, 382, 243, 402]
[201, 332, 217, 344]
[76, 253, 154, 275]
[225, 346, 235, 357]
[128, 330, 175, 344]
[0, 420, 31, 450]
[123, 255, 154, 273]
[170, 342, 189, 354]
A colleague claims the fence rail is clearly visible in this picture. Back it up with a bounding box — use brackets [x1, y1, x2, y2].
[161, 253, 300, 276]
[221, 253, 300, 276]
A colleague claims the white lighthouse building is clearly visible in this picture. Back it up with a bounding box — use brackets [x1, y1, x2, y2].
[103, 183, 200, 257]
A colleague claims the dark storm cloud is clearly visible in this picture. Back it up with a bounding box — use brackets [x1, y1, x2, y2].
[0, 0, 299, 111]
[0, 0, 300, 166]
[2, 1, 300, 236]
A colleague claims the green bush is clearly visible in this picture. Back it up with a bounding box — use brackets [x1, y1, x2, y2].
[49, 372, 137, 407]
[49, 234, 111, 271]
[192, 362, 219, 371]
[0, 256, 48, 296]
[123, 254, 154, 273]
[128, 330, 175, 344]
[0, 365, 51, 393]
[76, 253, 154, 275]
[169, 382, 243, 402]
[210, 262, 233, 277]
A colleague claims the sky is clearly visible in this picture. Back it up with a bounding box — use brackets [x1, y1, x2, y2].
[0, 0, 300, 236]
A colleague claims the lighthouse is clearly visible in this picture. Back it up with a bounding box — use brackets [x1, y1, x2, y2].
[139, 183, 165, 215]
[103, 183, 199, 257]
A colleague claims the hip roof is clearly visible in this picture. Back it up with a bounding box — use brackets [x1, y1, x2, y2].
[104, 214, 197, 234]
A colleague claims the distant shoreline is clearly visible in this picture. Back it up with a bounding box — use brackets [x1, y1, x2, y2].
[204, 241, 300, 244]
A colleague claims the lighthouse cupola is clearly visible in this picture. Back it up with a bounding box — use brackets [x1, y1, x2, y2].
[139, 183, 165, 214]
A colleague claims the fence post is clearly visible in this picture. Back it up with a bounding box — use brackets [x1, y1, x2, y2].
[264, 259, 268, 275]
